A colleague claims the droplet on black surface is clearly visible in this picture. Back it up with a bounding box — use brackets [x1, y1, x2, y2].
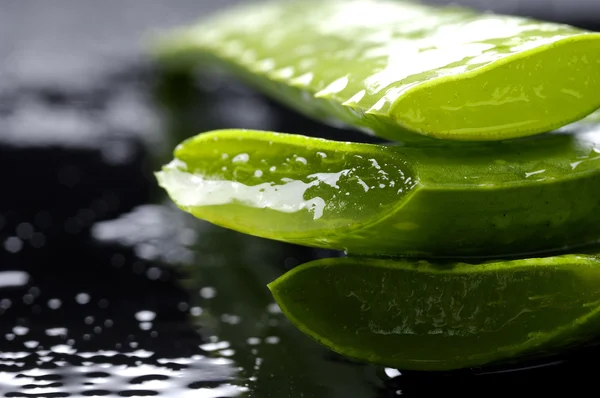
[4, 237, 24, 254]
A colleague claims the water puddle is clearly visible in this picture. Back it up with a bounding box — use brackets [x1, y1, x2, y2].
[2, 194, 599, 397]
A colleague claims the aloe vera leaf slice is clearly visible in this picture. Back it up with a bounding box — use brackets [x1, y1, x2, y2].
[153, 0, 600, 142]
[268, 254, 600, 371]
[156, 126, 600, 258]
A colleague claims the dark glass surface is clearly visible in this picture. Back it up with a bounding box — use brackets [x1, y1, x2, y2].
[1, 1, 600, 396]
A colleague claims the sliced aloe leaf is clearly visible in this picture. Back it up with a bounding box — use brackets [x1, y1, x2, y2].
[156, 126, 600, 258]
[153, 0, 600, 142]
[269, 255, 600, 371]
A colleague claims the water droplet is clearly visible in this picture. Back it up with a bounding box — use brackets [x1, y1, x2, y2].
[271, 66, 295, 79]
[47, 298, 62, 310]
[4, 237, 23, 253]
[290, 72, 314, 86]
[232, 153, 250, 163]
[220, 349, 235, 357]
[139, 322, 152, 330]
[256, 58, 275, 71]
[24, 341, 39, 349]
[0, 271, 29, 288]
[525, 169, 546, 178]
[200, 287, 217, 299]
[267, 303, 281, 314]
[52, 344, 76, 354]
[146, 267, 162, 280]
[385, 368, 402, 378]
[135, 243, 159, 260]
[344, 89, 366, 105]
[75, 292, 91, 305]
[16, 223, 34, 239]
[45, 327, 67, 336]
[135, 311, 156, 322]
[13, 326, 29, 336]
[200, 341, 230, 351]
[221, 314, 241, 325]
[22, 294, 35, 305]
[190, 306, 203, 316]
[315, 75, 349, 97]
[265, 336, 280, 345]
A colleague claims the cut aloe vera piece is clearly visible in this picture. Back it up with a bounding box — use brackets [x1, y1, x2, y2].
[154, 0, 600, 142]
[269, 255, 600, 371]
[156, 125, 600, 258]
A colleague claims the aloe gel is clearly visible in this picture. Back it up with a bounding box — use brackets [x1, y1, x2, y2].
[269, 254, 600, 371]
[155, 0, 600, 141]
[156, 124, 600, 258]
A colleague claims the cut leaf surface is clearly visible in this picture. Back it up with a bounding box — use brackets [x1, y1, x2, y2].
[154, 0, 600, 141]
[269, 255, 600, 371]
[156, 125, 600, 258]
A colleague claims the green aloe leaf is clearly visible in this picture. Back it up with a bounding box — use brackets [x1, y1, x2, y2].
[154, 0, 600, 142]
[268, 254, 600, 371]
[156, 126, 600, 258]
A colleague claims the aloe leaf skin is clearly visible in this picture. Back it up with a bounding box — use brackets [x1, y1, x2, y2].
[153, 0, 600, 142]
[156, 125, 600, 258]
[268, 254, 600, 371]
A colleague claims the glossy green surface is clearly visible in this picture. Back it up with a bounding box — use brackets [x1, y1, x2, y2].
[154, 0, 600, 142]
[156, 124, 600, 258]
[269, 255, 600, 371]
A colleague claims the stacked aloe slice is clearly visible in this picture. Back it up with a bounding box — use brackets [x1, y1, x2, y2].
[154, 0, 600, 370]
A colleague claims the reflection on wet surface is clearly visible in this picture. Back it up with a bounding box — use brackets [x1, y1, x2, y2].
[0, 231, 242, 397]
[0, 196, 377, 397]
[3, 198, 600, 397]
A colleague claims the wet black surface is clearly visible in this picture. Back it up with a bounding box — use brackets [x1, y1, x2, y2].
[2, 1, 600, 397]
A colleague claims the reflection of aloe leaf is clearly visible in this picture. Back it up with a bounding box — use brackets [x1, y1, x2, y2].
[269, 255, 600, 371]
[157, 127, 600, 258]
[153, 0, 600, 141]
[182, 223, 381, 397]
